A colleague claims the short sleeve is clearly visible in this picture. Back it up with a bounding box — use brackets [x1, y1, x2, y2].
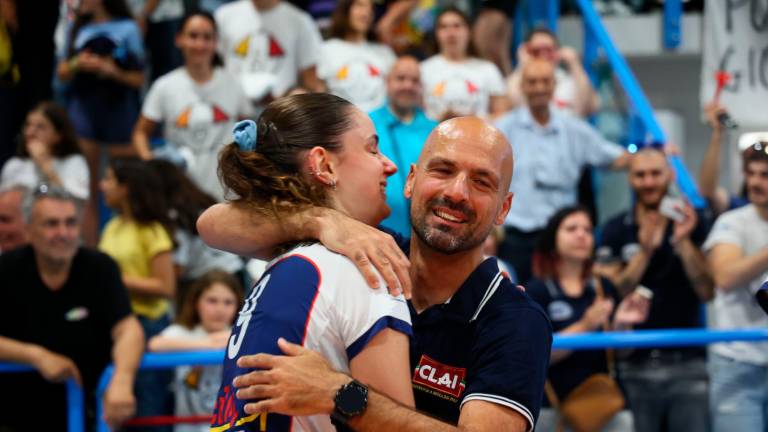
[124, 21, 146, 66]
[332, 261, 412, 360]
[296, 13, 322, 70]
[59, 155, 89, 200]
[575, 121, 624, 167]
[141, 78, 166, 121]
[93, 252, 133, 329]
[485, 62, 506, 96]
[704, 211, 743, 253]
[595, 218, 625, 264]
[140, 223, 174, 258]
[316, 41, 333, 80]
[461, 304, 552, 431]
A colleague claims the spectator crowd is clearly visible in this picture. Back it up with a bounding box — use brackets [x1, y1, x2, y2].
[0, 0, 765, 431]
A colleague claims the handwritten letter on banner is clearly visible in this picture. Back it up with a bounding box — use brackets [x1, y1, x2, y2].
[700, 0, 768, 127]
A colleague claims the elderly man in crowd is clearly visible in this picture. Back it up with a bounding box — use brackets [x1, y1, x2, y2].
[494, 59, 629, 283]
[0, 186, 144, 431]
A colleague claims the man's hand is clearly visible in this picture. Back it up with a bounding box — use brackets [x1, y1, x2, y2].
[31, 347, 82, 384]
[103, 373, 136, 428]
[704, 101, 727, 132]
[233, 338, 350, 416]
[613, 291, 650, 328]
[318, 211, 412, 298]
[637, 211, 665, 253]
[516, 43, 532, 66]
[672, 203, 698, 245]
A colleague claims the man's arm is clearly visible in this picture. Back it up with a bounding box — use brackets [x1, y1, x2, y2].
[708, 244, 768, 292]
[103, 315, 144, 428]
[197, 203, 412, 296]
[234, 339, 529, 432]
[674, 237, 714, 301]
[0, 336, 81, 384]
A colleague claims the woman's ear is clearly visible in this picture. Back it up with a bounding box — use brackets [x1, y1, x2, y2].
[307, 146, 337, 187]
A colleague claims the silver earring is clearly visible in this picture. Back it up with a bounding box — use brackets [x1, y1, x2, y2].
[330, 179, 337, 190]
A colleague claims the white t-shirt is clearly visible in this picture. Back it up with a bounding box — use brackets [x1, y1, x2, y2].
[0, 155, 89, 200]
[142, 67, 250, 200]
[318, 39, 396, 112]
[174, 230, 243, 280]
[160, 324, 225, 432]
[420, 55, 505, 120]
[703, 204, 768, 365]
[126, 0, 184, 22]
[215, 0, 322, 105]
[212, 243, 412, 431]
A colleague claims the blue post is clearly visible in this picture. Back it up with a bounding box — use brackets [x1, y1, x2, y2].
[663, 0, 682, 49]
[67, 379, 85, 432]
[0, 363, 84, 432]
[554, 328, 768, 350]
[573, 0, 705, 208]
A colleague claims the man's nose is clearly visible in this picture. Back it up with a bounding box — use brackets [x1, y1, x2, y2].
[443, 174, 470, 203]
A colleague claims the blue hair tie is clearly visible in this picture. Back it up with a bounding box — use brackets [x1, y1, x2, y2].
[233, 120, 258, 151]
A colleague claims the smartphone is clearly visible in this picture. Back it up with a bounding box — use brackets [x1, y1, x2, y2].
[659, 196, 686, 223]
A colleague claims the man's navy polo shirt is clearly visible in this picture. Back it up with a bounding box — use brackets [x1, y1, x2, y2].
[386, 225, 552, 429]
[596, 208, 711, 360]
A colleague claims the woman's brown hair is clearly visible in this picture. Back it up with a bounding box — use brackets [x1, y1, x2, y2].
[531, 206, 594, 282]
[177, 270, 245, 329]
[218, 93, 356, 218]
[17, 102, 81, 158]
[432, 7, 479, 58]
[328, 0, 376, 41]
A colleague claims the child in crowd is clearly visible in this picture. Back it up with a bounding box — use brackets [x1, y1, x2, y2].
[98, 157, 176, 429]
[147, 159, 244, 286]
[133, 10, 250, 200]
[56, 0, 145, 244]
[0, 102, 89, 200]
[318, 0, 396, 112]
[149, 270, 244, 432]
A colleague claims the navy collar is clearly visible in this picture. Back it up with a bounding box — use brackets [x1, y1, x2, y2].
[410, 258, 504, 323]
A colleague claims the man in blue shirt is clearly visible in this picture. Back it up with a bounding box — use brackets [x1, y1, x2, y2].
[199, 117, 552, 432]
[494, 59, 629, 283]
[370, 55, 438, 235]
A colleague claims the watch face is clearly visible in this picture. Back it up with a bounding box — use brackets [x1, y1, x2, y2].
[336, 382, 368, 416]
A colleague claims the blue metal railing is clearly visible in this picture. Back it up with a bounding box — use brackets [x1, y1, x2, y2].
[6, 328, 768, 432]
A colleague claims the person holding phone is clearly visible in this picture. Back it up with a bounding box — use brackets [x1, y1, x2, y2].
[594, 147, 714, 432]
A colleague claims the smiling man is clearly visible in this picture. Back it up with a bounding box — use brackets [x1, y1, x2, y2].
[0, 186, 144, 431]
[198, 116, 552, 432]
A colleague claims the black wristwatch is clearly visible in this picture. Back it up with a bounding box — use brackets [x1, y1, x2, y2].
[330, 379, 369, 428]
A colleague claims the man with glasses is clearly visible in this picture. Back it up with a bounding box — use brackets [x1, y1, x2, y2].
[704, 141, 768, 432]
[0, 185, 144, 431]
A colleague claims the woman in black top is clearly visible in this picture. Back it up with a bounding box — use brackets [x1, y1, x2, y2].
[527, 206, 650, 432]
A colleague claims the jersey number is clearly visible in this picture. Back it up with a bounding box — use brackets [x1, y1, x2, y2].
[228, 274, 271, 359]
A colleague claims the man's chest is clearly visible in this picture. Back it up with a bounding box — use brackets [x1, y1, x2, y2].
[409, 320, 475, 424]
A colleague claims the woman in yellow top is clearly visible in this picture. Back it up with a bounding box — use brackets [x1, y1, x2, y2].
[98, 157, 176, 425]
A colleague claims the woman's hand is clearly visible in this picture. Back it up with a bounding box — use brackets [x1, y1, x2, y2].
[580, 297, 614, 331]
[26, 139, 51, 164]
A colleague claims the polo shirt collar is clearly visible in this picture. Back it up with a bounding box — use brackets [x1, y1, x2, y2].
[518, 105, 560, 135]
[412, 257, 504, 323]
[381, 102, 428, 127]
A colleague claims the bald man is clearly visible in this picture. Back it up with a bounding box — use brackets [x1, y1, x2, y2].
[494, 59, 629, 283]
[199, 117, 552, 432]
[371, 55, 438, 235]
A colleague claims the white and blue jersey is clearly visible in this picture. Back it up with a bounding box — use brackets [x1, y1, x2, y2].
[211, 243, 412, 431]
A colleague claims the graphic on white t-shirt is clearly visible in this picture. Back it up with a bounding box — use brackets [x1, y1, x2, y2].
[429, 78, 483, 117]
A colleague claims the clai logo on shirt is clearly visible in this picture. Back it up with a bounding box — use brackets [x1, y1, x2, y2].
[64, 307, 89, 322]
[413, 354, 466, 398]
